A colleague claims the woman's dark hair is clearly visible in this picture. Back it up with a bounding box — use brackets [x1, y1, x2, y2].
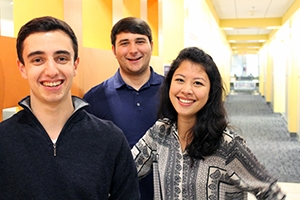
[110, 17, 152, 46]
[158, 47, 228, 160]
[16, 16, 78, 65]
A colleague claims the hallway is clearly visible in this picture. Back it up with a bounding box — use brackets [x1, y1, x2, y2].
[225, 93, 300, 199]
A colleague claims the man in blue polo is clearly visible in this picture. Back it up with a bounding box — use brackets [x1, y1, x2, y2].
[83, 17, 164, 200]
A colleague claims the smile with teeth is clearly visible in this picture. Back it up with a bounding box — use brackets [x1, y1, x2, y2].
[178, 98, 194, 104]
[42, 81, 62, 87]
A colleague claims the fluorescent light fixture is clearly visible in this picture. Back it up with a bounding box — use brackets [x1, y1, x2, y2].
[266, 26, 281, 29]
[223, 27, 234, 30]
[258, 40, 266, 42]
[229, 40, 236, 43]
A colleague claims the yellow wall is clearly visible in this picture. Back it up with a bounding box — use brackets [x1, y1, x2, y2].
[13, 0, 64, 37]
[260, 7, 300, 135]
[82, 0, 112, 49]
[123, 0, 140, 17]
[1, 0, 234, 123]
[161, 0, 185, 64]
[287, 9, 300, 134]
[265, 46, 273, 104]
[183, 0, 232, 94]
[258, 47, 266, 97]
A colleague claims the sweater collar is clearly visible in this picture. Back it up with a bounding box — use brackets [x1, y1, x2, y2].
[19, 96, 88, 113]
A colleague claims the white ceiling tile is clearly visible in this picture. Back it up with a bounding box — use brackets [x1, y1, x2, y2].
[210, 0, 296, 51]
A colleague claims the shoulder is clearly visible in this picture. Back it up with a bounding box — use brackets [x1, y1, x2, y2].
[222, 128, 244, 145]
[0, 112, 20, 131]
[82, 111, 120, 129]
[219, 128, 254, 159]
[217, 128, 247, 155]
[84, 78, 113, 96]
[150, 67, 165, 83]
[153, 73, 164, 83]
[76, 110, 125, 140]
[148, 118, 173, 137]
[0, 110, 37, 141]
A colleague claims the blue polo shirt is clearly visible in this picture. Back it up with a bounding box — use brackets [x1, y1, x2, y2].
[83, 67, 164, 200]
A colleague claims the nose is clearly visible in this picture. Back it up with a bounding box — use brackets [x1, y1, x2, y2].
[44, 60, 59, 77]
[128, 43, 138, 53]
[181, 82, 193, 95]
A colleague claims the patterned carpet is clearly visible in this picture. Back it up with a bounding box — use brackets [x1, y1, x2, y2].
[225, 92, 300, 183]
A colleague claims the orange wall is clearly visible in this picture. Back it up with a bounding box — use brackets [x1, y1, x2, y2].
[148, 0, 159, 56]
[0, 36, 30, 120]
[0, 0, 163, 121]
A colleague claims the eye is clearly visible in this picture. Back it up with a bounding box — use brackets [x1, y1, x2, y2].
[136, 39, 146, 44]
[55, 55, 70, 64]
[120, 41, 129, 46]
[31, 57, 44, 65]
[174, 78, 184, 83]
[194, 81, 204, 86]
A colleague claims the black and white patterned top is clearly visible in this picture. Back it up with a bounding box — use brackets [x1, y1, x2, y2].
[132, 118, 286, 200]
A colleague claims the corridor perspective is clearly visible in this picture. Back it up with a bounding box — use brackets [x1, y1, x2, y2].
[225, 92, 300, 200]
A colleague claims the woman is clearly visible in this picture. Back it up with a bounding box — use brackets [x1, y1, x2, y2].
[131, 47, 285, 200]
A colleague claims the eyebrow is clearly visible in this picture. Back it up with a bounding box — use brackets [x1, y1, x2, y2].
[55, 50, 71, 56]
[118, 38, 129, 44]
[174, 74, 207, 82]
[27, 51, 44, 59]
[118, 37, 147, 43]
[27, 50, 71, 59]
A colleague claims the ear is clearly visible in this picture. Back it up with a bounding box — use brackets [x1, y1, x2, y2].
[73, 57, 80, 77]
[17, 59, 28, 79]
[112, 45, 117, 57]
[150, 41, 153, 52]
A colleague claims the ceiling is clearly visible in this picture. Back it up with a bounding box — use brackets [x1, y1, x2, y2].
[209, 0, 296, 54]
[0, 0, 297, 54]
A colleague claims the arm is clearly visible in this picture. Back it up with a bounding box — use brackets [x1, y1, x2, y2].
[109, 137, 140, 200]
[131, 128, 155, 179]
[225, 134, 286, 200]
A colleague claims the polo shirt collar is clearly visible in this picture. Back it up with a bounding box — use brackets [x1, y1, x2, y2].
[113, 67, 161, 89]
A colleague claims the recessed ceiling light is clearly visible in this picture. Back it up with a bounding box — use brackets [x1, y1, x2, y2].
[248, 6, 256, 16]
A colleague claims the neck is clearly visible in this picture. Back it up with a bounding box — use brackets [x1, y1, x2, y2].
[120, 68, 151, 90]
[177, 116, 196, 137]
[30, 95, 74, 140]
[177, 116, 196, 151]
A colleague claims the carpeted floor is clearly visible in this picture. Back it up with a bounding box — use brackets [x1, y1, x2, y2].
[225, 92, 300, 183]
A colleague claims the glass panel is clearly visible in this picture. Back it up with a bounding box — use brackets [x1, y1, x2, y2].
[0, 0, 13, 37]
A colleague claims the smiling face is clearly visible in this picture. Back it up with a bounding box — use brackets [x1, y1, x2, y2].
[17, 30, 79, 107]
[112, 32, 153, 77]
[169, 60, 210, 122]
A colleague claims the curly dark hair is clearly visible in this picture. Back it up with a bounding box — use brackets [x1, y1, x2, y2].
[158, 47, 228, 160]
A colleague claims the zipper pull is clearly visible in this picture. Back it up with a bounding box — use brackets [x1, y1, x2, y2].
[53, 143, 57, 157]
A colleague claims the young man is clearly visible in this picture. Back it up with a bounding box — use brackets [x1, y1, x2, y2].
[0, 16, 140, 200]
[83, 17, 164, 200]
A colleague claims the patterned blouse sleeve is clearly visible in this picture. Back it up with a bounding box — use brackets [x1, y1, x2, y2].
[131, 124, 156, 179]
[224, 130, 286, 200]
